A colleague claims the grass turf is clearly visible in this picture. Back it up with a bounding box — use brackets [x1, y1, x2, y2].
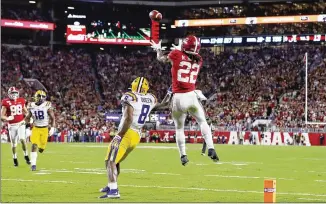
[1, 143, 326, 202]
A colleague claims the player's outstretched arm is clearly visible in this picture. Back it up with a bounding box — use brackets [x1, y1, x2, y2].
[154, 87, 173, 110]
[150, 40, 169, 63]
[116, 104, 134, 138]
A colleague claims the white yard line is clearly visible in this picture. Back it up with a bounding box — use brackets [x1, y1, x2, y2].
[2, 178, 325, 199]
[1, 178, 74, 184]
[315, 180, 326, 182]
[119, 184, 326, 197]
[309, 171, 326, 174]
[205, 175, 294, 181]
[153, 173, 181, 176]
[34, 172, 52, 175]
[298, 198, 326, 201]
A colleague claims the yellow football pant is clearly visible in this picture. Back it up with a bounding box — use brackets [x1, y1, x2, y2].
[105, 129, 140, 163]
[30, 127, 49, 149]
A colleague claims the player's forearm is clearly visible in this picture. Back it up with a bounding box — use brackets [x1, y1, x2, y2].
[1, 114, 9, 121]
[156, 50, 168, 63]
[50, 119, 55, 128]
[155, 93, 172, 109]
[117, 117, 132, 137]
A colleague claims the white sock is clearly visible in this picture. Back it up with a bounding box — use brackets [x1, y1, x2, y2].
[199, 122, 214, 149]
[23, 151, 28, 156]
[110, 182, 118, 189]
[31, 152, 37, 165]
[13, 153, 17, 159]
[175, 129, 186, 156]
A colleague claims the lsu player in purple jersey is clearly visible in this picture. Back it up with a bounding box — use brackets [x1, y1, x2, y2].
[99, 77, 171, 199]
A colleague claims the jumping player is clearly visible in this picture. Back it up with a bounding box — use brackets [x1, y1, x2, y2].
[1, 87, 31, 166]
[99, 77, 170, 199]
[150, 36, 219, 165]
[24, 90, 55, 171]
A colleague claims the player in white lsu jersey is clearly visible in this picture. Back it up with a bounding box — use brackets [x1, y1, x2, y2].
[99, 77, 171, 199]
[25, 90, 55, 171]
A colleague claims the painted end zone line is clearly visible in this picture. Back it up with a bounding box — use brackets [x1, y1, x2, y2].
[2, 179, 325, 199]
[119, 184, 326, 198]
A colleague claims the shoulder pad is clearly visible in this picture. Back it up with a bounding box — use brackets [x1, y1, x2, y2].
[121, 92, 137, 104]
[148, 93, 158, 104]
[168, 50, 181, 61]
[1, 99, 8, 106]
[46, 101, 52, 108]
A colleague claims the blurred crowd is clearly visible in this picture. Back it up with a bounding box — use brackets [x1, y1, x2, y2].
[1, 45, 109, 134]
[178, 2, 326, 19]
[1, 3, 52, 22]
[187, 22, 326, 37]
[1, 44, 326, 134]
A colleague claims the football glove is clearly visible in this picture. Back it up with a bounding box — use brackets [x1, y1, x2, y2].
[49, 127, 55, 136]
[6, 115, 14, 121]
[150, 40, 167, 51]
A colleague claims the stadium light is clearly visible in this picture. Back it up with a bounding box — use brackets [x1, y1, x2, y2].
[100, 47, 104, 50]
[161, 27, 166, 29]
[171, 25, 176, 28]
[68, 7, 75, 10]
[29, 1, 36, 3]
[64, 11, 67, 13]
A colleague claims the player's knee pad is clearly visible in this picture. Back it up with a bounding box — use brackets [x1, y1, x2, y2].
[198, 122, 211, 136]
[38, 148, 44, 153]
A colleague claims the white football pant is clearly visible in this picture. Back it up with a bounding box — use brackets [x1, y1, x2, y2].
[8, 122, 26, 147]
[171, 91, 214, 156]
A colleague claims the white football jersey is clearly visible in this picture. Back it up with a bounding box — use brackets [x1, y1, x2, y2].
[28, 101, 52, 127]
[119, 91, 157, 132]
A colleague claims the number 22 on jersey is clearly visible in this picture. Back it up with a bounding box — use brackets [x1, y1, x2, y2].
[177, 61, 200, 84]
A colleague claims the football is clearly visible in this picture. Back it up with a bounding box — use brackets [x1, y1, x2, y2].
[149, 10, 162, 22]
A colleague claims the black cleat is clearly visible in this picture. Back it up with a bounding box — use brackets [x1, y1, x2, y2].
[208, 149, 219, 162]
[24, 156, 31, 165]
[180, 155, 189, 166]
[13, 158, 18, 167]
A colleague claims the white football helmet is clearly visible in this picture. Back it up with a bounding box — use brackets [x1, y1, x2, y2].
[8, 87, 19, 101]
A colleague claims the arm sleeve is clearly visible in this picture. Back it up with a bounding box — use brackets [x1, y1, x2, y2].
[1, 100, 7, 107]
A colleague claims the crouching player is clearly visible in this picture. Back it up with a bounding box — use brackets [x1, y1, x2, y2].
[99, 77, 171, 199]
[24, 90, 55, 171]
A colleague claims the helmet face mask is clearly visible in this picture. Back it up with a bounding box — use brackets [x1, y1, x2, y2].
[34, 90, 47, 104]
[8, 87, 19, 100]
[131, 77, 149, 95]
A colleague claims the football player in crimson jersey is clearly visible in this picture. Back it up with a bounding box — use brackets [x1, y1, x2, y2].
[1, 87, 31, 166]
[150, 36, 219, 165]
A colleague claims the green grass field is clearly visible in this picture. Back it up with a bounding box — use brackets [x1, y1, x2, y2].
[1, 143, 326, 203]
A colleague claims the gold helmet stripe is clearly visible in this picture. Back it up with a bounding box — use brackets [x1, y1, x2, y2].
[137, 77, 144, 93]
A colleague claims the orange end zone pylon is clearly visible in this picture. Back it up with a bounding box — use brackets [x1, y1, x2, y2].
[264, 179, 276, 203]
